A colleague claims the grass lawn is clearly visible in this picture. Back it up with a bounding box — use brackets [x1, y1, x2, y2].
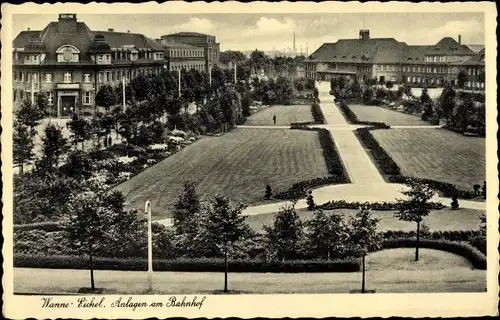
[349, 104, 429, 126]
[371, 128, 485, 189]
[245, 104, 313, 126]
[246, 207, 484, 233]
[113, 128, 329, 219]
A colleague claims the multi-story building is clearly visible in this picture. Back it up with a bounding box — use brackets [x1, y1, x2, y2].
[156, 39, 206, 72]
[160, 32, 220, 72]
[12, 13, 166, 117]
[305, 30, 479, 89]
[459, 48, 485, 91]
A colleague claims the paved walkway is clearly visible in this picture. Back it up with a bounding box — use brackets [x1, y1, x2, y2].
[155, 81, 485, 226]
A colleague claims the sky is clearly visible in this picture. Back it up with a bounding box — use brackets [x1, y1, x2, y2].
[12, 12, 485, 52]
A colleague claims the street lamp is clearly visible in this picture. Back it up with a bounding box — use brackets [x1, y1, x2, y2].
[144, 200, 153, 292]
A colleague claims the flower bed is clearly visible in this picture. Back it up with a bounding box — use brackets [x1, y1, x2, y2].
[381, 238, 486, 270]
[311, 102, 325, 124]
[355, 128, 401, 175]
[338, 100, 390, 128]
[13, 254, 360, 273]
[318, 200, 445, 211]
[274, 176, 347, 200]
[388, 176, 476, 199]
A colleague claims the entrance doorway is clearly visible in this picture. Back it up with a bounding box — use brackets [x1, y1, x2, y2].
[60, 96, 75, 116]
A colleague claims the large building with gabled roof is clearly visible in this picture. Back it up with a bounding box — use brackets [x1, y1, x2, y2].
[305, 29, 481, 89]
[13, 13, 167, 117]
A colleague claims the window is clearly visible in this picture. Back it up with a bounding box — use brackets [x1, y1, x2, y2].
[413, 77, 416, 82]
[417, 77, 420, 83]
[467, 81, 471, 88]
[13, 89, 17, 102]
[433, 67, 437, 73]
[98, 55, 103, 63]
[83, 92, 91, 105]
[84, 73, 91, 83]
[56, 45, 80, 62]
[32, 73, 38, 83]
[98, 73, 103, 83]
[106, 72, 110, 82]
[47, 92, 53, 105]
[45, 73, 52, 83]
[64, 72, 72, 83]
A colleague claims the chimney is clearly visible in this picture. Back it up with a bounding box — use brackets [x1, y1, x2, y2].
[58, 13, 78, 34]
[127, 30, 130, 33]
[359, 29, 370, 40]
[27, 27, 30, 31]
[458, 34, 462, 44]
[108, 28, 114, 32]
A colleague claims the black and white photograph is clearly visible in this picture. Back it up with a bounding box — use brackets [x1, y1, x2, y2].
[2, 1, 498, 318]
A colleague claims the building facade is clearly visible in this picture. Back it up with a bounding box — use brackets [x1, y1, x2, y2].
[156, 40, 206, 72]
[160, 32, 220, 73]
[12, 13, 166, 117]
[305, 30, 481, 89]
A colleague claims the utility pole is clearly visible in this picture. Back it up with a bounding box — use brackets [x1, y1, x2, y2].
[122, 77, 126, 111]
[178, 69, 181, 97]
[234, 62, 237, 84]
[30, 76, 35, 105]
[145, 200, 153, 292]
[209, 65, 212, 86]
[293, 32, 296, 56]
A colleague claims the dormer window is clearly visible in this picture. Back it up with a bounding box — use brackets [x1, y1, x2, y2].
[56, 45, 80, 62]
[64, 72, 72, 83]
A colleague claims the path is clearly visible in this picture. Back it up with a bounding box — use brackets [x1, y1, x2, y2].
[14, 264, 485, 294]
[155, 81, 485, 226]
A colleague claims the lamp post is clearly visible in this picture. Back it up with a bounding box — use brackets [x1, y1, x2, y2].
[144, 200, 153, 292]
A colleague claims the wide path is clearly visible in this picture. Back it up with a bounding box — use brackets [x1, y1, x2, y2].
[14, 263, 485, 294]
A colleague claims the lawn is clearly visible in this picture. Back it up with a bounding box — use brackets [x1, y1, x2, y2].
[245, 105, 313, 126]
[113, 128, 329, 219]
[245, 207, 484, 233]
[371, 128, 485, 189]
[349, 104, 429, 126]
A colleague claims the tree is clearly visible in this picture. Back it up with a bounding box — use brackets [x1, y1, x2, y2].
[265, 185, 272, 200]
[37, 124, 68, 172]
[306, 191, 315, 211]
[95, 85, 117, 111]
[457, 69, 468, 89]
[15, 99, 46, 137]
[420, 88, 434, 121]
[274, 76, 294, 105]
[385, 81, 393, 89]
[172, 180, 201, 235]
[346, 205, 381, 293]
[362, 87, 373, 104]
[452, 95, 475, 132]
[395, 181, 435, 261]
[67, 113, 91, 150]
[204, 195, 249, 292]
[264, 204, 304, 261]
[13, 120, 34, 174]
[305, 209, 347, 260]
[439, 83, 456, 120]
[35, 92, 50, 116]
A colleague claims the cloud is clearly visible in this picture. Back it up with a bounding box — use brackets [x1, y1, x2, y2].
[243, 17, 298, 37]
[428, 19, 484, 42]
[174, 17, 217, 33]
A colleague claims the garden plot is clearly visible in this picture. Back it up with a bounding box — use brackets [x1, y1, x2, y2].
[114, 128, 329, 219]
[349, 104, 429, 126]
[371, 128, 485, 189]
[244, 105, 314, 126]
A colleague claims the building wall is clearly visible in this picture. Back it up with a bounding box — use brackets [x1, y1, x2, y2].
[169, 59, 206, 72]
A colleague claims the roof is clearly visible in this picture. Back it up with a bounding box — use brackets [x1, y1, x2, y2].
[428, 37, 475, 55]
[92, 31, 164, 51]
[461, 48, 485, 66]
[466, 45, 485, 54]
[12, 15, 164, 65]
[163, 32, 210, 37]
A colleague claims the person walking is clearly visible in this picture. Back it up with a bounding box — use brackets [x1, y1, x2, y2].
[273, 114, 277, 125]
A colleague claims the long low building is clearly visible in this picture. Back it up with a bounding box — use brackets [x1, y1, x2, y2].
[12, 13, 167, 117]
[305, 29, 485, 90]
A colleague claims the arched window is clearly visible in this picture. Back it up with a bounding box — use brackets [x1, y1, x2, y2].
[56, 45, 80, 62]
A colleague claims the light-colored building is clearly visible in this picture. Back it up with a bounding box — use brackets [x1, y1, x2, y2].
[12, 13, 166, 117]
[160, 32, 220, 73]
[156, 40, 206, 72]
[306, 30, 479, 89]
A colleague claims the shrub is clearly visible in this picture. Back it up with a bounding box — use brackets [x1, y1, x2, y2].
[317, 129, 348, 178]
[381, 238, 486, 270]
[339, 100, 359, 123]
[318, 200, 444, 211]
[14, 221, 63, 232]
[355, 128, 401, 175]
[380, 230, 481, 242]
[265, 184, 272, 200]
[311, 103, 325, 124]
[13, 254, 360, 273]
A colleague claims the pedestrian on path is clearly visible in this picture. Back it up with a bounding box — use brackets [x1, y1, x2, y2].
[273, 114, 277, 124]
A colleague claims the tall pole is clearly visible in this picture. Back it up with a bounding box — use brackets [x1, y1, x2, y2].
[293, 32, 296, 56]
[178, 69, 181, 98]
[234, 62, 237, 84]
[122, 77, 126, 111]
[31, 76, 35, 105]
[145, 200, 153, 292]
[209, 65, 212, 86]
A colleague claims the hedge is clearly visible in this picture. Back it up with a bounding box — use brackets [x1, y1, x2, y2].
[338, 101, 390, 128]
[388, 176, 476, 199]
[381, 238, 486, 270]
[13, 255, 360, 273]
[355, 128, 401, 175]
[381, 230, 482, 242]
[318, 200, 445, 211]
[274, 176, 346, 200]
[311, 103, 325, 124]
